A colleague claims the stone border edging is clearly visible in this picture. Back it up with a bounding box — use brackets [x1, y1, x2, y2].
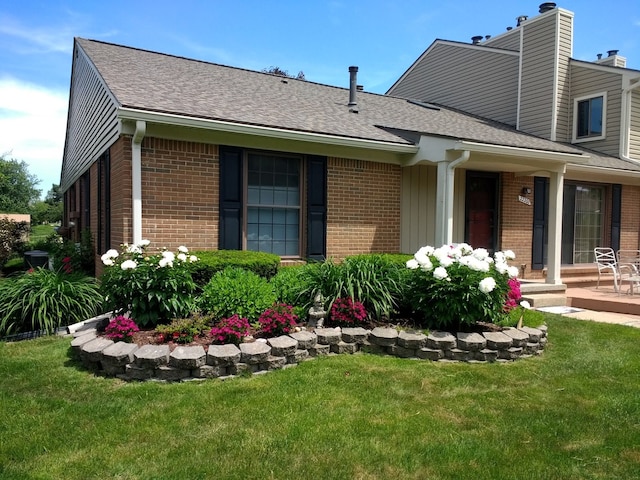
[68, 316, 548, 382]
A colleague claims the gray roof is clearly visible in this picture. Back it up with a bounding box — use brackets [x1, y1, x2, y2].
[77, 38, 640, 173]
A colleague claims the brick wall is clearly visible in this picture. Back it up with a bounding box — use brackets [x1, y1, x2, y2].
[326, 158, 401, 259]
[620, 184, 640, 250]
[500, 173, 536, 278]
[110, 136, 133, 248]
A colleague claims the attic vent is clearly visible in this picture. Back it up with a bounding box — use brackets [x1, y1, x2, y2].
[471, 36, 484, 45]
[607, 50, 619, 57]
[539, 3, 556, 13]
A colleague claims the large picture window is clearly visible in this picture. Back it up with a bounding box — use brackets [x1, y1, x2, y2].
[245, 152, 301, 256]
[573, 92, 606, 142]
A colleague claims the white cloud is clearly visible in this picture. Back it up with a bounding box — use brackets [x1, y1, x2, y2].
[0, 77, 68, 194]
[0, 15, 73, 54]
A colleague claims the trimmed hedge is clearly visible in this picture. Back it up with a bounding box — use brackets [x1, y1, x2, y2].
[190, 250, 280, 287]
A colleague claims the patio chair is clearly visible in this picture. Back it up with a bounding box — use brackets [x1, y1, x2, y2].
[594, 247, 622, 292]
[617, 249, 640, 295]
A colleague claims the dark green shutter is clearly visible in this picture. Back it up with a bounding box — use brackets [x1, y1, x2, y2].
[531, 176, 548, 270]
[219, 147, 243, 250]
[306, 155, 327, 261]
[611, 184, 622, 252]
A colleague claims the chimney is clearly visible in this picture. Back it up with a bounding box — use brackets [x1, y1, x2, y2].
[471, 35, 484, 45]
[597, 53, 603, 60]
[516, 15, 528, 27]
[539, 3, 557, 13]
[607, 49, 619, 57]
[348, 66, 358, 112]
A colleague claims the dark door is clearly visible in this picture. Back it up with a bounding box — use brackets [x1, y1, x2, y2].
[465, 171, 499, 252]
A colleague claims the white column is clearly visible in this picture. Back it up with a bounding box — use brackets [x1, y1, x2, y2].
[434, 162, 448, 246]
[546, 166, 565, 284]
[131, 120, 146, 245]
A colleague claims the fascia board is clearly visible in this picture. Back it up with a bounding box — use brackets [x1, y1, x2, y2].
[453, 140, 587, 163]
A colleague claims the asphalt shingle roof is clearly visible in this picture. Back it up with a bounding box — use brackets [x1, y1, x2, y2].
[77, 38, 640, 173]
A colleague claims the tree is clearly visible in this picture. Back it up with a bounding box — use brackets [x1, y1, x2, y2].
[262, 66, 305, 80]
[30, 184, 63, 225]
[44, 184, 62, 205]
[0, 153, 41, 213]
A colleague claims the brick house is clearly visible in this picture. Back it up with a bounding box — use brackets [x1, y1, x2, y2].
[60, 3, 640, 283]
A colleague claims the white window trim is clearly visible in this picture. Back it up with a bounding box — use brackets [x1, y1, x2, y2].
[572, 91, 607, 143]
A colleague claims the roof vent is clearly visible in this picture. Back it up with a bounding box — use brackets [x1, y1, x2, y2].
[516, 15, 528, 26]
[607, 49, 619, 57]
[506, 26, 513, 31]
[539, 3, 557, 13]
[471, 35, 484, 45]
[597, 53, 603, 60]
[485, 35, 491, 40]
[348, 66, 359, 113]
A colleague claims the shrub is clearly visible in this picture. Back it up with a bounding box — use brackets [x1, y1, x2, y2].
[99, 241, 198, 327]
[44, 230, 95, 276]
[270, 266, 314, 318]
[329, 297, 367, 326]
[210, 315, 252, 345]
[190, 250, 280, 288]
[198, 267, 276, 322]
[258, 303, 298, 336]
[404, 244, 517, 330]
[104, 316, 139, 342]
[0, 218, 29, 267]
[0, 268, 103, 336]
[156, 314, 212, 344]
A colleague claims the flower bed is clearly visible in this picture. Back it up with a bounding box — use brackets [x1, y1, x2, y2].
[68, 314, 547, 382]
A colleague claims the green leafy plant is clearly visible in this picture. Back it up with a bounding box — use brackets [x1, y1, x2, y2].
[190, 250, 280, 288]
[210, 314, 252, 345]
[198, 267, 276, 322]
[156, 314, 212, 344]
[0, 268, 103, 336]
[270, 266, 315, 318]
[99, 241, 198, 327]
[258, 303, 298, 336]
[404, 244, 516, 330]
[0, 218, 29, 266]
[104, 315, 140, 342]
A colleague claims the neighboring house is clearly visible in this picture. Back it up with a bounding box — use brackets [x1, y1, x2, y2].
[60, 3, 640, 284]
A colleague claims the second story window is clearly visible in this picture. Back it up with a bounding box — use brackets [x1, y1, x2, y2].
[573, 92, 606, 142]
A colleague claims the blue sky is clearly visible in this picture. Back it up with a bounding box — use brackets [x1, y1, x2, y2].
[1, 0, 639, 197]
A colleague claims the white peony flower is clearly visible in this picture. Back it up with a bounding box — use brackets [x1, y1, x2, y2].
[414, 251, 430, 267]
[507, 266, 519, 278]
[177, 253, 187, 262]
[178, 245, 189, 253]
[420, 257, 434, 271]
[158, 257, 173, 268]
[126, 244, 141, 254]
[473, 248, 489, 261]
[406, 258, 420, 269]
[520, 300, 531, 309]
[479, 277, 496, 294]
[416, 246, 434, 257]
[433, 266, 449, 281]
[504, 250, 516, 260]
[189, 255, 198, 262]
[120, 260, 137, 270]
[495, 262, 508, 275]
[101, 249, 119, 261]
[137, 239, 151, 248]
[468, 257, 490, 272]
[162, 251, 175, 262]
[102, 258, 114, 267]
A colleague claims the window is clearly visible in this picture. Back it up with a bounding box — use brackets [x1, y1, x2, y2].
[245, 152, 301, 256]
[573, 92, 606, 142]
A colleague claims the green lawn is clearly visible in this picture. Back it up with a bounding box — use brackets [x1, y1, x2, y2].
[30, 223, 56, 244]
[1, 315, 639, 479]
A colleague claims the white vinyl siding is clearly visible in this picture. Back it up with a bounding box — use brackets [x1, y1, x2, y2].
[570, 65, 623, 156]
[630, 90, 640, 159]
[60, 43, 120, 192]
[400, 165, 437, 253]
[389, 43, 519, 125]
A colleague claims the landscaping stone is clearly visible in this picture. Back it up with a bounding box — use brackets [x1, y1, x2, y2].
[538, 324, 548, 337]
[389, 344, 416, 358]
[268, 336, 298, 357]
[228, 363, 248, 375]
[287, 349, 309, 364]
[456, 332, 487, 351]
[134, 344, 170, 368]
[315, 328, 342, 345]
[341, 327, 369, 344]
[289, 331, 317, 349]
[524, 342, 540, 355]
[265, 355, 287, 370]
[474, 348, 499, 362]
[72, 328, 98, 338]
[70, 331, 97, 353]
[427, 331, 457, 350]
[192, 365, 224, 379]
[498, 346, 523, 360]
[81, 337, 114, 363]
[124, 364, 154, 380]
[240, 342, 271, 364]
[445, 348, 473, 361]
[519, 326, 543, 343]
[397, 331, 427, 349]
[360, 341, 386, 354]
[309, 343, 331, 356]
[330, 341, 358, 354]
[102, 342, 139, 366]
[502, 328, 530, 347]
[102, 363, 126, 376]
[482, 331, 513, 350]
[369, 327, 398, 346]
[207, 344, 241, 366]
[170, 346, 206, 369]
[156, 365, 191, 382]
[417, 348, 444, 360]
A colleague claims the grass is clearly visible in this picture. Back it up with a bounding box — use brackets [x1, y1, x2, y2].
[29, 223, 56, 244]
[1, 315, 640, 479]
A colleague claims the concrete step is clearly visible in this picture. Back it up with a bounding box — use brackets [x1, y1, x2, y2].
[521, 292, 567, 308]
[519, 281, 566, 294]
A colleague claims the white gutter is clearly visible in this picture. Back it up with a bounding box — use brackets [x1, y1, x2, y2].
[453, 140, 587, 162]
[132, 120, 146, 245]
[619, 78, 640, 161]
[118, 107, 418, 155]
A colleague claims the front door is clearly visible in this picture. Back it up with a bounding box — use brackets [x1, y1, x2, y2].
[465, 171, 499, 252]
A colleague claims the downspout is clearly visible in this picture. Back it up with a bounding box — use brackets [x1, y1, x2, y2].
[132, 120, 146, 245]
[620, 79, 640, 161]
[445, 150, 470, 244]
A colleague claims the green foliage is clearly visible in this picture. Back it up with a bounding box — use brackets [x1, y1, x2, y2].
[1, 256, 25, 275]
[0, 218, 29, 266]
[0, 268, 103, 336]
[498, 304, 547, 328]
[29, 200, 62, 225]
[45, 230, 95, 276]
[198, 267, 276, 322]
[190, 250, 280, 287]
[0, 154, 41, 213]
[270, 266, 315, 318]
[156, 314, 212, 344]
[99, 242, 197, 327]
